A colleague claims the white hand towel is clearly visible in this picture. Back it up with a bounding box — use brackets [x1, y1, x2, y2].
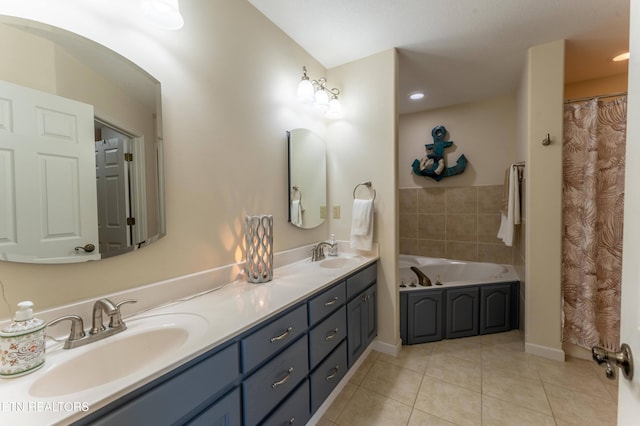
[497, 164, 521, 246]
[290, 200, 302, 226]
[350, 199, 374, 250]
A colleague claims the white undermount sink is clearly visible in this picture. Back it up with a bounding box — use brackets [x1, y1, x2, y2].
[29, 313, 209, 397]
[318, 255, 361, 269]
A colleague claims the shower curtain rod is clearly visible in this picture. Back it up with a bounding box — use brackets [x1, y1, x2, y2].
[565, 91, 627, 104]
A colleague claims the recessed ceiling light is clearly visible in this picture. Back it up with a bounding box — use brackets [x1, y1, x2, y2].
[613, 52, 630, 62]
[409, 91, 425, 100]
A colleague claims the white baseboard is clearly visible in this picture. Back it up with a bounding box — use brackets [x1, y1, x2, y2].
[372, 337, 401, 357]
[525, 341, 565, 362]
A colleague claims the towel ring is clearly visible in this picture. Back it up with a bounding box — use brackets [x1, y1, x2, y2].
[291, 186, 302, 203]
[353, 181, 376, 201]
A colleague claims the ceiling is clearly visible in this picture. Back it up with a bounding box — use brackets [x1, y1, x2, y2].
[248, 0, 630, 114]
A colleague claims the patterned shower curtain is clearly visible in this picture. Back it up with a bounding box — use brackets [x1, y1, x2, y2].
[562, 96, 626, 351]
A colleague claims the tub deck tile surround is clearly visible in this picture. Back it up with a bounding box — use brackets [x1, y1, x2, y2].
[400, 185, 511, 264]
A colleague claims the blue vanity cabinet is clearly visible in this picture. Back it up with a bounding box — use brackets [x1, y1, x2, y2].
[479, 283, 511, 334]
[310, 340, 348, 413]
[405, 290, 444, 344]
[346, 282, 377, 367]
[77, 342, 241, 426]
[445, 287, 479, 339]
[308, 306, 347, 369]
[242, 335, 309, 425]
[186, 387, 241, 426]
[260, 380, 311, 426]
[307, 280, 346, 325]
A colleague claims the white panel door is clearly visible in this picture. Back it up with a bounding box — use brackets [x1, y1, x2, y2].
[0, 79, 99, 262]
[95, 137, 131, 258]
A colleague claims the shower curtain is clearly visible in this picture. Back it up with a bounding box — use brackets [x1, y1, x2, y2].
[562, 96, 626, 351]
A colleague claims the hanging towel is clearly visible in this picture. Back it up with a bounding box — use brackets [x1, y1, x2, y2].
[350, 199, 374, 250]
[497, 164, 521, 246]
[290, 200, 302, 226]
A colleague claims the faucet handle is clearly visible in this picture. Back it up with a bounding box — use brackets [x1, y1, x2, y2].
[109, 299, 138, 328]
[47, 315, 86, 347]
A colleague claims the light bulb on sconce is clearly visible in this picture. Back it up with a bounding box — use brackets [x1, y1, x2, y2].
[139, 0, 184, 30]
[297, 66, 343, 119]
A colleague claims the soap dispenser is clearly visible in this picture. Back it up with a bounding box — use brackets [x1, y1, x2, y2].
[328, 233, 338, 256]
[0, 301, 46, 378]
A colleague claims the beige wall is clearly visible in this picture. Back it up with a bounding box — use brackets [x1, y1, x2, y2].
[0, 1, 341, 316]
[327, 49, 399, 351]
[564, 73, 628, 100]
[523, 40, 565, 360]
[399, 94, 517, 188]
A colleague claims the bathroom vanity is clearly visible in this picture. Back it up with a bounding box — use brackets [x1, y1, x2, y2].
[0, 247, 377, 426]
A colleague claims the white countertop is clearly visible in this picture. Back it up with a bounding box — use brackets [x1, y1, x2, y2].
[0, 244, 378, 425]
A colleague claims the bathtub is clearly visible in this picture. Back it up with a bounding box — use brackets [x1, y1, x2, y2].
[399, 254, 519, 290]
[399, 254, 520, 344]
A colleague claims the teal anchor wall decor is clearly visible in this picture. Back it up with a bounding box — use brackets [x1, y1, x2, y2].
[411, 125, 468, 181]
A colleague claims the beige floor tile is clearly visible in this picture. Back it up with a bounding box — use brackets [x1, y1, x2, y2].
[315, 417, 337, 426]
[361, 359, 423, 404]
[335, 386, 412, 426]
[481, 329, 522, 346]
[482, 368, 551, 415]
[424, 352, 482, 392]
[378, 343, 433, 374]
[482, 395, 556, 426]
[322, 383, 358, 422]
[536, 357, 610, 400]
[408, 408, 457, 425]
[414, 377, 482, 426]
[482, 349, 541, 381]
[349, 350, 380, 385]
[431, 338, 482, 365]
[544, 382, 618, 426]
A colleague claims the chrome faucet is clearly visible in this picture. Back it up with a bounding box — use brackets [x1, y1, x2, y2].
[410, 267, 432, 287]
[90, 298, 118, 334]
[311, 241, 336, 261]
[47, 298, 137, 349]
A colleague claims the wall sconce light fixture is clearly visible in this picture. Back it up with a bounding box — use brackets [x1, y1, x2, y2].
[139, 0, 184, 30]
[297, 66, 343, 119]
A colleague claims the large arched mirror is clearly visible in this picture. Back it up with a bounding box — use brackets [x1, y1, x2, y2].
[0, 16, 165, 263]
[287, 129, 326, 229]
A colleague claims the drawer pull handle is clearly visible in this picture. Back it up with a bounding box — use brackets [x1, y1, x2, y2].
[289, 417, 295, 424]
[326, 365, 340, 381]
[270, 326, 293, 343]
[325, 328, 339, 341]
[324, 296, 339, 306]
[272, 367, 294, 389]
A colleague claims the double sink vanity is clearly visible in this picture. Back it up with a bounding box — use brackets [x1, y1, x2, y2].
[0, 244, 378, 425]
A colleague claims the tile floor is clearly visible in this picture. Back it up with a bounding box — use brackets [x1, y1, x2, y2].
[316, 330, 618, 426]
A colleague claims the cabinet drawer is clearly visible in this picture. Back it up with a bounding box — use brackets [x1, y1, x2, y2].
[243, 335, 309, 426]
[241, 304, 308, 373]
[260, 380, 310, 426]
[346, 263, 377, 300]
[308, 306, 346, 369]
[186, 387, 241, 426]
[89, 343, 240, 426]
[308, 281, 346, 326]
[310, 341, 347, 413]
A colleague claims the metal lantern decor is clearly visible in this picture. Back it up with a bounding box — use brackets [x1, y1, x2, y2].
[245, 215, 273, 283]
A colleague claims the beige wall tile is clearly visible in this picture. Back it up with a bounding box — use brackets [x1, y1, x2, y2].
[478, 243, 513, 264]
[477, 214, 501, 243]
[400, 238, 417, 255]
[446, 214, 477, 242]
[417, 240, 446, 257]
[418, 188, 446, 213]
[419, 214, 446, 239]
[400, 188, 418, 213]
[446, 187, 477, 214]
[400, 213, 418, 238]
[446, 241, 478, 261]
[478, 185, 504, 213]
